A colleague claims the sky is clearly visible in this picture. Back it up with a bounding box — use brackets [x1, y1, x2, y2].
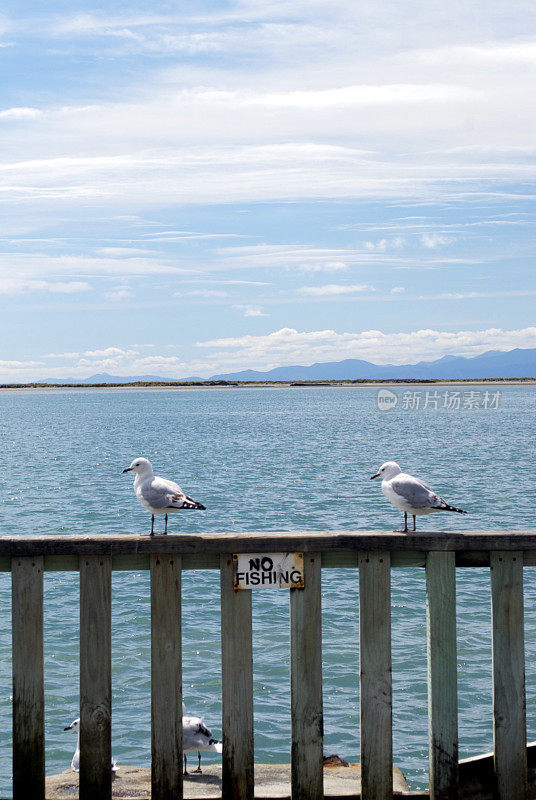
[0, 0, 535, 380]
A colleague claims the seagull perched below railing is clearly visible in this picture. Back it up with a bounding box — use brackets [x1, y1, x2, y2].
[182, 702, 222, 775]
[63, 718, 119, 773]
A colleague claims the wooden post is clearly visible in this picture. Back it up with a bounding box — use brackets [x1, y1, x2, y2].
[151, 554, 182, 800]
[79, 555, 112, 800]
[359, 551, 392, 800]
[490, 551, 527, 799]
[220, 554, 254, 800]
[290, 553, 323, 800]
[12, 556, 45, 800]
[426, 551, 458, 800]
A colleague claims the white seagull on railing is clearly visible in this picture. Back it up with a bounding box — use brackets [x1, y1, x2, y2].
[182, 702, 223, 775]
[122, 457, 205, 535]
[371, 461, 467, 532]
[63, 717, 119, 773]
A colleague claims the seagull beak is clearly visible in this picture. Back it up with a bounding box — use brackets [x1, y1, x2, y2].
[370, 473, 380, 479]
[64, 725, 72, 730]
[122, 467, 133, 473]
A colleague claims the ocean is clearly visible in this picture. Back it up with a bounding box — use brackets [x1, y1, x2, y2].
[0, 385, 535, 793]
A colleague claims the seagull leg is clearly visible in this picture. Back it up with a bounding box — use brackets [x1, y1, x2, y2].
[412, 515, 417, 532]
[150, 514, 155, 536]
[164, 513, 168, 534]
[184, 754, 188, 775]
[394, 512, 409, 533]
[193, 752, 202, 773]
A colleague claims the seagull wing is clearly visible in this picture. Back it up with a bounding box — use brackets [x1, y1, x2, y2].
[182, 716, 213, 750]
[390, 474, 447, 509]
[139, 477, 176, 510]
[140, 476, 205, 511]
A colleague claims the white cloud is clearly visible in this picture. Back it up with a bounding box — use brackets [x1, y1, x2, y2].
[390, 286, 406, 294]
[82, 346, 138, 358]
[0, 107, 42, 120]
[0, 253, 190, 282]
[2, 323, 535, 382]
[190, 84, 479, 109]
[103, 285, 135, 302]
[96, 246, 155, 256]
[44, 352, 80, 358]
[297, 260, 348, 273]
[49, 281, 92, 293]
[179, 289, 229, 298]
[298, 283, 375, 296]
[233, 304, 268, 317]
[0, 278, 91, 294]
[414, 40, 536, 67]
[217, 244, 406, 270]
[196, 325, 536, 369]
[421, 233, 457, 248]
[364, 237, 405, 251]
[0, 359, 43, 368]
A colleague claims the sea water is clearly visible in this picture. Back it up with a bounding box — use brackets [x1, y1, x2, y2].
[0, 385, 535, 792]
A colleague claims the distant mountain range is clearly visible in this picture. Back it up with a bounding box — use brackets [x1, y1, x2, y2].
[208, 348, 536, 381]
[29, 348, 536, 384]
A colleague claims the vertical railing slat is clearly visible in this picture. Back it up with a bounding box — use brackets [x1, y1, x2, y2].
[151, 553, 182, 800]
[80, 555, 112, 800]
[12, 556, 45, 800]
[220, 554, 254, 800]
[490, 550, 527, 799]
[290, 552, 323, 800]
[426, 551, 459, 800]
[359, 551, 392, 800]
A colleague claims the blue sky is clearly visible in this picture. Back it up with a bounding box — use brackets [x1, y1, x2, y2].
[0, 0, 535, 380]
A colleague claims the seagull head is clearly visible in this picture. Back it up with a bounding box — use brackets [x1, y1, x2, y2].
[64, 717, 80, 732]
[371, 461, 401, 480]
[122, 457, 153, 476]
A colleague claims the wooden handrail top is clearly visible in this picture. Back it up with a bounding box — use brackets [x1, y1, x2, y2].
[1, 530, 536, 557]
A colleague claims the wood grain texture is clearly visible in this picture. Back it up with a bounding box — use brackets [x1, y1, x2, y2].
[150, 554, 182, 800]
[490, 551, 527, 800]
[0, 550, 520, 572]
[79, 555, 112, 800]
[1, 531, 536, 559]
[359, 552, 392, 800]
[221, 554, 254, 800]
[3, 550, 523, 573]
[290, 553, 323, 800]
[426, 552, 458, 800]
[11, 556, 45, 800]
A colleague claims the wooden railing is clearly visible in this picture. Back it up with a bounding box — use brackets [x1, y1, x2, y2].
[2, 530, 536, 800]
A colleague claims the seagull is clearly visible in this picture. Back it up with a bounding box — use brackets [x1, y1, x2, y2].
[182, 702, 223, 775]
[371, 461, 467, 532]
[63, 717, 119, 773]
[123, 457, 206, 535]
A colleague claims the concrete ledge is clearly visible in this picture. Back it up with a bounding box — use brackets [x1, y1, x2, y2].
[44, 762, 411, 799]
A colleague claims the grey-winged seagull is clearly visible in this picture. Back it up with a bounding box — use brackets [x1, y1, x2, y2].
[182, 702, 222, 775]
[63, 717, 118, 773]
[371, 461, 467, 532]
[123, 457, 205, 535]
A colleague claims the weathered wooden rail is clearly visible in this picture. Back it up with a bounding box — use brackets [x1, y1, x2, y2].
[2, 530, 536, 800]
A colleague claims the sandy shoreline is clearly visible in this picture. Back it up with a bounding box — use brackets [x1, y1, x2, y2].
[1, 379, 534, 391]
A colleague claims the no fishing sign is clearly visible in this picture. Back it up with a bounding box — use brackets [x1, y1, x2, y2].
[233, 552, 304, 590]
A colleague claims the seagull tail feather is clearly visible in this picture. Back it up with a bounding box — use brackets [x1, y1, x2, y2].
[170, 494, 206, 510]
[440, 504, 467, 514]
[209, 739, 223, 753]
